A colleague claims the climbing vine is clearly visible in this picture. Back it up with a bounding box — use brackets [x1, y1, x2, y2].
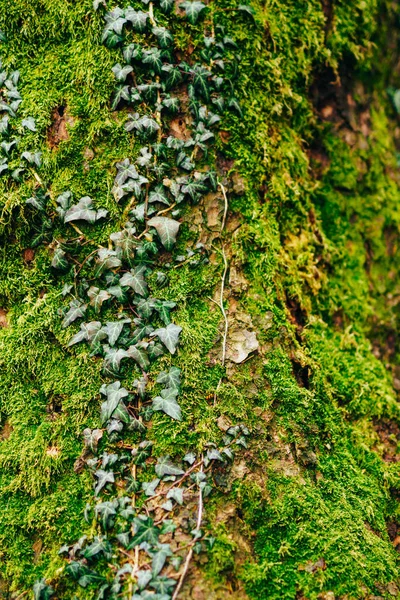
[24, 1, 254, 598]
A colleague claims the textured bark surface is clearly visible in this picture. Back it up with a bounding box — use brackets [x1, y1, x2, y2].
[0, 0, 399, 598]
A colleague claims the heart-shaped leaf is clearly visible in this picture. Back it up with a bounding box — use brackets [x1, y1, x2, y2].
[147, 217, 180, 251]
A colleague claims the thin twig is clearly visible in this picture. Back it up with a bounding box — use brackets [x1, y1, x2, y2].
[212, 245, 229, 367]
[218, 181, 228, 232]
[172, 462, 204, 600]
[74, 248, 99, 278]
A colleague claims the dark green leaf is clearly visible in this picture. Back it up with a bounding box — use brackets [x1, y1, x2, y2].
[149, 183, 169, 205]
[142, 478, 160, 496]
[87, 286, 111, 312]
[51, 247, 68, 270]
[142, 48, 163, 74]
[152, 27, 173, 48]
[238, 4, 255, 17]
[125, 8, 149, 31]
[83, 536, 112, 559]
[102, 346, 129, 374]
[120, 265, 148, 296]
[147, 217, 180, 250]
[127, 343, 150, 370]
[33, 579, 54, 600]
[152, 323, 182, 354]
[130, 516, 160, 547]
[62, 299, 87, 328]
[153, 388, 182, 420]
[179, 0, 206, 24]
[149, 576, 177, 594]
[161, 64, 183, 89]
[94, 469, 115, 496]
[152, 544, 173, 575]
[156, 366, 181, 389]
[112, 63, 133, 82]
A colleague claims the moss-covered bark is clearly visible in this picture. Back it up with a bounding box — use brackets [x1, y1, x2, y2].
[0, 0, 399, 598]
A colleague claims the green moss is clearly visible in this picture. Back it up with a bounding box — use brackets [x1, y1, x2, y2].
[0, 0, 399, 596]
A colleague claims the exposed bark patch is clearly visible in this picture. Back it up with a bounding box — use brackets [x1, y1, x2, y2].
[0, 308, 8, 328]
[22, 248, 35, 263]
[47, 105, 74, 148]
[0, 420, 12, 440]
[286, 294, 307, 331]
[373, 418, 400, 463]
[291, 359, 310, 389]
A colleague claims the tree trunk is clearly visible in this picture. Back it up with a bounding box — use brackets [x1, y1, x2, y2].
[0, 1, 399, 599]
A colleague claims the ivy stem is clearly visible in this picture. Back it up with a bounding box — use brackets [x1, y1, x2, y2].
[149, 2, 156, 26]
[218, 180, 228, 232]
[172, 461, 204, 600]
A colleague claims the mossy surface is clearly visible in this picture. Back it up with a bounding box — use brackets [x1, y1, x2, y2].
[0, 0, 399, 598]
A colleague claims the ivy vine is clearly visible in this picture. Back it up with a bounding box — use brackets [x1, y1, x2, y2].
[20, 1, 254, 598]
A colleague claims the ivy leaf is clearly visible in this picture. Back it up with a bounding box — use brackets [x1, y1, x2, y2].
[111, 85, 130, 109]
[51, 247, 68, 270]
[136, 146, 152, 167]
[152, 544, 173, 575]
[131, 319, 154, 343]
[104, 7, 126, 35]
[64, 196, 108, 224]
[62, 299, 87, 328]
[156, 366, 181, 389]
[152, 27, 173, 48]
[120, 265, 148, 296]
[94, 469, 115, 496]
[152, 323, 182, 354]
[192, 65, 211, 99]
[87, 286, 111, 312]
[142, 478, 160, 496]
[127, 344, 150, 370]
[179, 0, 206, 24]
[166, 487, 184, 505]
[136, 570, 152, 590]
[101, 392, 128, 425]
[95, 248, 122, 274]
[112, 63, 133, 82]
[183, 451, 196, 464]
[110, 227, 137, 262]
[103, 320, 130, 346]
[228, 97, 242, 116]
[115, 158, 139, 185]
[116, 531, 131, 548]
[147, 216, 180, 250]
[103, 346, 129, 374]
[153, 299, 176, 325]
[149, 184, 169, 205]
[107, 284, 127, 302]
[22, 116, 36, 131]
[68, 321, 104, 346]
[238, 4, 255, 17]
[159, 0, 174, 12]
[131, 440, 153, 465]
[94, 501, 117, 529]
[142, 48, 163, 74]
[123, 43, 142, 62]
[83, 428, 103, 453]
[33, 580, 54, 600]
[82, 537, 112, 559]
[162, 96, 180, 113]
[153, 388, 182, 420]
[161, 64, 183, 89]
[130, 517, 160, 547]
[21, 150, 42, 167]
[181, 179, 208, 201]
[125, 8, 149, 31]
[156, 456, 184, 477]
